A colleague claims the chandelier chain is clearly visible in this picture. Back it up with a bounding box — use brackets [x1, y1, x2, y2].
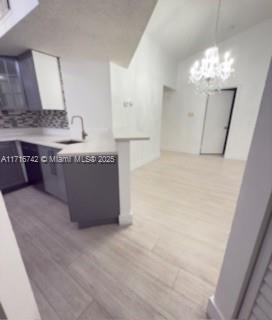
[189, 0, 234, 95]
[214, 0, 222, 45]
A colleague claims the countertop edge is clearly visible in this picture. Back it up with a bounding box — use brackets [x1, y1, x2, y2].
[0, 134, 150, 155]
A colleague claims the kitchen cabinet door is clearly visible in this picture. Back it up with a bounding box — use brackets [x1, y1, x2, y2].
[18, 52, 42, 110]
[21, 142, 43, 189]
[56, 157, 68, 202]
[0, 58, 26, 110]
[32, 51, 64, 110]
[18, 50, 65, 111]
[0, 77, 11, 109]
[62, 155, 120, 227]
[0, 142, 25, 192]
[38, 146, 67, 202]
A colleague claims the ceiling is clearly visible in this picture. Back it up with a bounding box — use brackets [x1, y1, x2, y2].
[146, 0, 272, 60]
[0, 0, 157, 66]
[1, 0, 271, 66]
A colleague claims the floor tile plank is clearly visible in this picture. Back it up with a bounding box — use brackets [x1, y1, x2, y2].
[4, 152, 245, 320]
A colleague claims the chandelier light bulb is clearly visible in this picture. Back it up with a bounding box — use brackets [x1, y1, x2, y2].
[224, 51, 230, 60]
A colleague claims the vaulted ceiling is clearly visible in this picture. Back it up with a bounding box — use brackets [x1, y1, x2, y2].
[1, 0, 272, 66]
[146, 0, 272, 60]
[0, 0, 157, 66]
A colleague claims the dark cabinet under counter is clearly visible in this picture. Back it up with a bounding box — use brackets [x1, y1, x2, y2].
[0, 141, 26, 193]
[21, 142, 44, 190]
[18, 142, 67, 201]
[38, 145, 67, 202]
[62, 154, 120, 228]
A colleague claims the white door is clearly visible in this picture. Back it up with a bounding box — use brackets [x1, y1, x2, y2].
[201, 90, 235, 154]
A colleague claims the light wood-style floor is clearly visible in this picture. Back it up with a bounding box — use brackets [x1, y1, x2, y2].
[4, 152, 245, 320]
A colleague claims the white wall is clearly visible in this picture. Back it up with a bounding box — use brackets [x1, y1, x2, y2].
[61, 59, 113, 139]
[0, 0, 38, 38]
[110, 34, 177, 169]
[161, 19, 272, 160]
[208, 59, 272, 320]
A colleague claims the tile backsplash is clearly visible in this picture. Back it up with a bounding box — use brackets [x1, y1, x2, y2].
[0, 110, 69, 129]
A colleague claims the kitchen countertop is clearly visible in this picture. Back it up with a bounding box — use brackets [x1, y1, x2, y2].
[0, 132, 150, 155]
[58, 138, 117, 156]
[0, 134, 71, 149]
[113, 129, 150, 142]
[114, 134, 150, 141]
[59, 132, 150, 156]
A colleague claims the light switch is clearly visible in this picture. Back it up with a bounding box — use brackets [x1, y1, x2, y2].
[123, 101, 133, 108]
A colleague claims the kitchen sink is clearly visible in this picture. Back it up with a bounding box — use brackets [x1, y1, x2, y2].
[56, 140, 82, 145]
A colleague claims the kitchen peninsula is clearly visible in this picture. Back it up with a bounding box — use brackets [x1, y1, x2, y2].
[0, 131, 149, 227]
[59, 133, 149, 227]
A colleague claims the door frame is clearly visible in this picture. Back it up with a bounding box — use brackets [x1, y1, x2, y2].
[200, 87, 237, 156]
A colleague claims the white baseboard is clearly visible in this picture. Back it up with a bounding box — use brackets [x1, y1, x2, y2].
[161, 146, 199, 155]
[224, 153, 247, 161]
[207, 296, 225, 320]
[160, 146, 183, 152]
[119, 211, 133, 226]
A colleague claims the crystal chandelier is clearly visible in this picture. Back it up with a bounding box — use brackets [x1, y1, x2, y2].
[189, 0, 235, 95]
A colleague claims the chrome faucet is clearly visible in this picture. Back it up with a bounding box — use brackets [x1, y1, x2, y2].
[71, 115, 88, 140]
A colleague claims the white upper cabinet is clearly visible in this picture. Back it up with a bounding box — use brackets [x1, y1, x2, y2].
[32, 51, 64, 110]
[18, 50, 65, 110]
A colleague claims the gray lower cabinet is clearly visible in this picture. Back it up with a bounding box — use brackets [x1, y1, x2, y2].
[38, 145, 67, 202]
[0, 141, 25, 192]
[21, 142, 43, 189]
[62, 154, 120, 228]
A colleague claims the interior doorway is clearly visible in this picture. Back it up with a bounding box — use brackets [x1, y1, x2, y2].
[200, 88, 237, 155]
